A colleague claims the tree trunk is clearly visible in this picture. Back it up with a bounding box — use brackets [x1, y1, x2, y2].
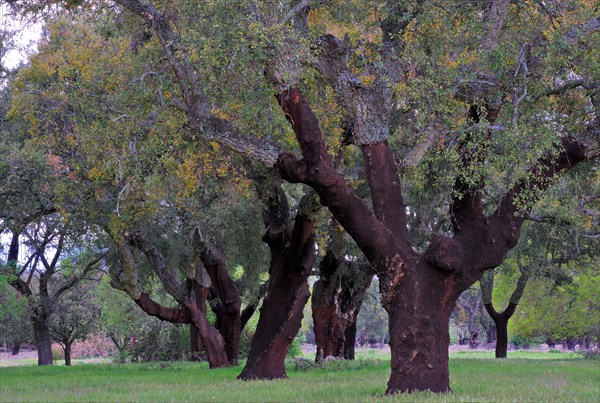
[11, 344, 21, 355]
[238, 187, 317, 380]
[203, 247, 242, 366]
[383, 261, 456, 394]
[274, 87, 586, 394]
[238, 279, 310, 379]
[312, 246, 345, 362]
[494, 311, 510, 358]
[186, 282, 228, 368]
[312, 229, 373, 362]
[189, 283, 208, 362]
[190, 324, 203, 361]
[483, 302, 516, 358]
[343, 320, 357, 360]
[64, 342, 72, 366]
[32, 316, 53, 366]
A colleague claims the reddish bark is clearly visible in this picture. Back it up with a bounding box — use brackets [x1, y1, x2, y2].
[126, 233, 230, 368]
[238, 185, 317, 380]
[202, 246, 242, 365]
[274, 87, 586, 394]
[312, 246, 345, 361]
[312, 243, 372, 361]
[343, 320, 358, 359]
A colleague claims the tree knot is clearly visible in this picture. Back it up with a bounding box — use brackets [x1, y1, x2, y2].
[425, 235, 464, 272]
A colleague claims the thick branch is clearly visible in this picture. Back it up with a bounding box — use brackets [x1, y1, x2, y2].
[494, 136, 587, 219]
[115, 0, 281, 165]
[275, 88, 403, 270]
[127, 231, 182, 298]
[362, 142, 409, 240]
[134, 292, 190, 323]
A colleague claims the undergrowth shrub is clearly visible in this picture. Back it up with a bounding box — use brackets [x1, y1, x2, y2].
[578, 350, 600, 360]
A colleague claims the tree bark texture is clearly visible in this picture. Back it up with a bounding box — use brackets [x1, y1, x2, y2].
[238, 186, 317, 380]
[274, 87, 586, 394]
[343, 320, 358, 359]
[119, 231, 231, 368]
[32, 316, 53, 366]
[202, 246, 242, 365]
[312, 241, 373, 361]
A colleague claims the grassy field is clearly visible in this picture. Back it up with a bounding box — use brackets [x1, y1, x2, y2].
[1, 352, 598, 402]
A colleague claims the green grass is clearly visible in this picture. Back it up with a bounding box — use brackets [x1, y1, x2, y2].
[0, 354, 598, 402]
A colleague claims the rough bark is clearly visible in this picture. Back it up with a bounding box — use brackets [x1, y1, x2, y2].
[11, 344, 21, 355]
[202, 246, 242, 365]
[32, 316, 53, 366]
[238, 185, 318, 380]
[312, 234, 345, 361]
[274, 87, 586, 394]
[117, 231, 229, 368]
[343, 320, 358, 359]
[312, 240, 373, 362]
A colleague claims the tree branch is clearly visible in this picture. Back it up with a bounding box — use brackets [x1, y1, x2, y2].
[275, 88, 404, 270]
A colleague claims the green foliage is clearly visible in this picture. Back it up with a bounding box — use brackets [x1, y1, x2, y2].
[0, 274, 32, 346]
[356, 278, 388, 345]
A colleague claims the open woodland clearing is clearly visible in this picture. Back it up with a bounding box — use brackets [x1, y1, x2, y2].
[0, 352, 598, 402]
[1, 0, 599, 398]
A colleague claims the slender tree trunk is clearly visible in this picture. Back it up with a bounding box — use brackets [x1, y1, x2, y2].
[64, 342, 72, 366]
[32, 316, 53, 366]
[185, 282, 228, 368]
[190, 324, 203, 361]
[11, 344, 21, 355]
[189, 283, 208, 362]
[203, 247, 242, 366]
[343, 320, 357, 360]
[494, 311, 510, 358]
[483, 302, 516, 358]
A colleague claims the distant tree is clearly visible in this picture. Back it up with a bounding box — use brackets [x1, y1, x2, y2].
[49, 279, 100, 365]
[356, 278, 388, 347]
[0, 274, 32, 354]
[454, 287, 484, 348]
[482, 167, 599, 357]
[312, 223, 373, 361]
[0, 221, 106, 365]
